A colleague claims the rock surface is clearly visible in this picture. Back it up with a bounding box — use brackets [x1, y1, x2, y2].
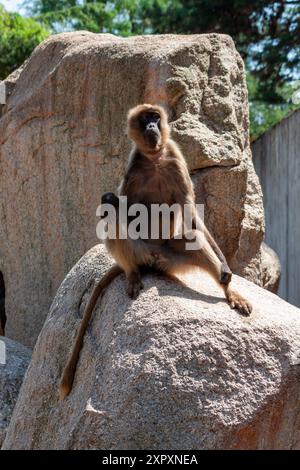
[0, 32, 265, 347]
[0, 337, 31, 447]
[3, 245, 300, 450]
[261, 242, 281, 294]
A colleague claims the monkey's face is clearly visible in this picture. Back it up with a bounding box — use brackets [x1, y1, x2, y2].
[127, 104, 170, 154]
[139, 111, 161, 149]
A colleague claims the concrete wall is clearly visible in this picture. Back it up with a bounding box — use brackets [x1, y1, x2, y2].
[252, 109, 300, 307]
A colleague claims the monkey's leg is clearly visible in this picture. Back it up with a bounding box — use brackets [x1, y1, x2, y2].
[106, 235, 158, 300]
[125, 270, 144, 299]
[156, 231, 252, 316]
[100, 191, 144, 300]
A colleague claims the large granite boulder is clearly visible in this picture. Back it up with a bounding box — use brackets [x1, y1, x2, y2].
[3, 245, 299, 450]
[0, 337, 31, 447]
[0, 32, 266, 347]
[261, 242, 281, 294]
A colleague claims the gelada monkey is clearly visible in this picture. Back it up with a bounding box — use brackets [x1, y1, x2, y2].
[59, 104, 252, 399]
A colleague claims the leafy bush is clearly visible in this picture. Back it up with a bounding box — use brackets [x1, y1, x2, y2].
[0, 4, 49, 79]
[247, 73, 300, 141]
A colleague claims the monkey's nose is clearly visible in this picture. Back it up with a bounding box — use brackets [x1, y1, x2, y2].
[147, 123, 157, 131]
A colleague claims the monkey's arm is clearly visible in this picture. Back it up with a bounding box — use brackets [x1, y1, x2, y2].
[193, 213, 229, 269]
[59, 264, 122, 400]
[117, 150, 138, 196]
[177, 168, 230, 271]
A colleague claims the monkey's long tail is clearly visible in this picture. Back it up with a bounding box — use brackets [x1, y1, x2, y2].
[59, 264, 123, 400]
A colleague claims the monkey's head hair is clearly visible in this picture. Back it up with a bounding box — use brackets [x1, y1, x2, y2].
[127, 104, 170, 155]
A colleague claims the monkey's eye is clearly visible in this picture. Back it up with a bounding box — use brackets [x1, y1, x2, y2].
[149, 112, 160, 121]
[148, 113, 161, 127]
[139, 111, 161, 131]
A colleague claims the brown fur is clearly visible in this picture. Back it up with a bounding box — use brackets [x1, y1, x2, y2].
[127, 104, 169, 157]
[59, 265, 122, 399]
[59, 103, 252, 400]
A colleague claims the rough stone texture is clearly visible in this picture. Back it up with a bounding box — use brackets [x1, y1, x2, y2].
[0, 337, 31, 447]
[0, 32, 265, 347]
[3, 245, 300, 450]
[261, 242, 281, 294]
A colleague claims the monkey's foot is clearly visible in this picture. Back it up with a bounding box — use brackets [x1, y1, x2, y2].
[126, 272, 144, 300]
[226, 289, 252, 316]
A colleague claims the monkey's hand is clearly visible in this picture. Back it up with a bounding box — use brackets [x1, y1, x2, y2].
[100, 192, 120, 220]
[101, 192, 119, 208]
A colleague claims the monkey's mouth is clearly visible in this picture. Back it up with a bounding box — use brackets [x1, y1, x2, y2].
[145, 130, 160, 149]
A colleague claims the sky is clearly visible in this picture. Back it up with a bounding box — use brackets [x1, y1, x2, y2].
[1, 0, 25, 13]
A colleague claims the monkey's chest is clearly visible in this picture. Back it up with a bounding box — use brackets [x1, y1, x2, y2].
[139, 168, 175, 205]
[128, 165, 180, 242]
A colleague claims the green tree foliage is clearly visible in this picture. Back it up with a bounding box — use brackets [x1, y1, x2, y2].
[25, 1, 300, 137]
[0, 4, 49, 80]
[26, 1, 300, 102]
[2, 0, 298, 137]
[24, 0, 135, 34]
[248, 73, 300, 140]
[145, 1, 300, 105]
